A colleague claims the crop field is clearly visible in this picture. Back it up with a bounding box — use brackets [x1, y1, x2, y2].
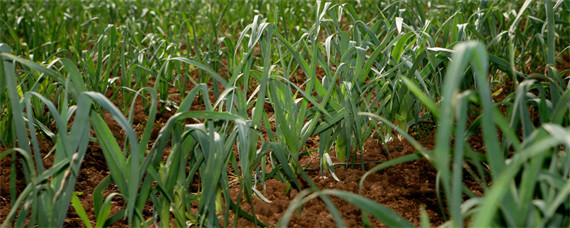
[0, 0, 569, 227]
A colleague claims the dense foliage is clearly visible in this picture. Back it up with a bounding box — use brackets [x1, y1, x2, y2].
[1, 0, 569, 227]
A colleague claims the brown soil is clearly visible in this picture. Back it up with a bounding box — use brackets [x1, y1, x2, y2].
[228, 136, 446, 227]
